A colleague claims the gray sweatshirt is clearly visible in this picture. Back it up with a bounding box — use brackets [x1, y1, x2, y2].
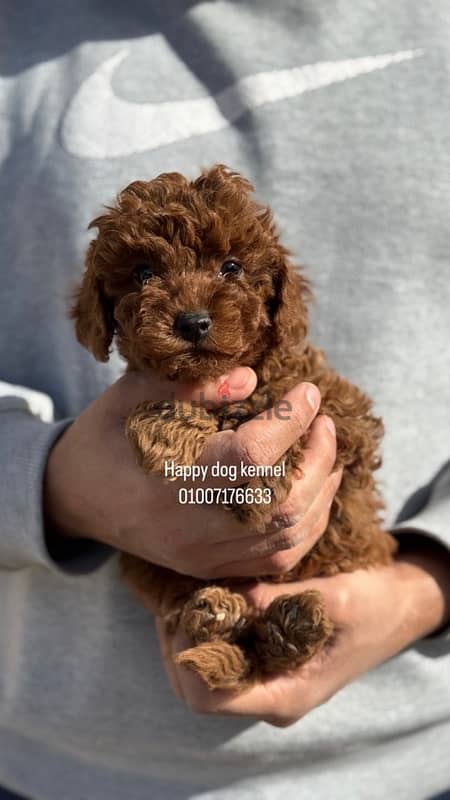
[0, 2, 449, 799]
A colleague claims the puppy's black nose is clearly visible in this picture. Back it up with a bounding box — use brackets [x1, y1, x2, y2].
[174, 311, 212, 343]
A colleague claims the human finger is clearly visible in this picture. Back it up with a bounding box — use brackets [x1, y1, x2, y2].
[109, 366, 257, 418]
[176, 367, 258, 407]
[199, 468, 342, 579]
[197, 382, 321, 488]
[268, 415, 337, 530]
[155, 617, 185, 701]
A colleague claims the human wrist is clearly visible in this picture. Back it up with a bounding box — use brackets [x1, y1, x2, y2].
[393, 533, 450, 639]
[43, 432, 89, 543]
[40, 425, 118, 571]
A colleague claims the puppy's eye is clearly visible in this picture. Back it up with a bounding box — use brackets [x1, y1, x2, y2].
[133, 262, 155, 286]
[219, 259, 242, 278]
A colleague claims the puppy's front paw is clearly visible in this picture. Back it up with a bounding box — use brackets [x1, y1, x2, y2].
[252, 590, 333, 674]
[127, 400, 218, 473]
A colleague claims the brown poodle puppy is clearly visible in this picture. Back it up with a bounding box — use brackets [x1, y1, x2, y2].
[72, 165, 396, 691]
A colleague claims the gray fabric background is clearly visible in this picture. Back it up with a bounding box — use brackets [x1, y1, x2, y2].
[0, 2, 449, 798]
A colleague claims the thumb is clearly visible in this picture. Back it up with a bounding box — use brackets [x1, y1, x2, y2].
[109, 367, 257, 416]
[175, 367, 257, 407]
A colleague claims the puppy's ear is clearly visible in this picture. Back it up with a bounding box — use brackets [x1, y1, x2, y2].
[71, 240, 115, 362]
[269, 251, 312, 348]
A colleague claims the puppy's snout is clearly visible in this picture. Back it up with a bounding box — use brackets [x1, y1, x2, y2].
[174, 311, 212, 343]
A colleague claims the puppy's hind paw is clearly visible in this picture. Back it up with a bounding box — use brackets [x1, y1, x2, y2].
[253, 590, 333, 674]
[175, 641, 252, 691]
[179, 586, 248, 644]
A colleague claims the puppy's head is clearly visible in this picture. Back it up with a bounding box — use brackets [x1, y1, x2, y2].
[72, 165, 310, 381]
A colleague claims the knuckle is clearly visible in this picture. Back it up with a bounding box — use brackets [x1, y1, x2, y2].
[332, 583, 351, 621]
[263, 533, 294, 554]
[172, 551, 197, 576]
[236, 437, 269, 470]
[270, 502, 301, 531]
[175, 552, 217, 580]
[289, 409, 309, 438]
[186, 696, 213, 716]
[189, 565, 218, 580]
[265, 714, 300, 728]
[265, 550, 297, 574]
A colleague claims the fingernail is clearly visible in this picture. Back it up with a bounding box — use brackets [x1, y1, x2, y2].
[324, 416, 335, 435]
[305, 383, 320, 410]
[226, 367, 255, 391]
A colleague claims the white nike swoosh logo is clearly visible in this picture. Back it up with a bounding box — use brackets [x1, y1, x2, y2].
[62, 49, 423, 159]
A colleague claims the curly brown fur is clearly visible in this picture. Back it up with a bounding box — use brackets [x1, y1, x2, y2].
[72, 164, 396, 691]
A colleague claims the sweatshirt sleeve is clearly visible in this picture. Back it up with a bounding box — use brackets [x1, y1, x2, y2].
[0, 382, 113, 575]
[391, 461, 450, 553]
[390, 462, 450, 640]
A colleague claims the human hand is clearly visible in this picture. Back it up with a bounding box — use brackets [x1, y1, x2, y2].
[157, 540, 450, 724]
[44, 370, 340, 578]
